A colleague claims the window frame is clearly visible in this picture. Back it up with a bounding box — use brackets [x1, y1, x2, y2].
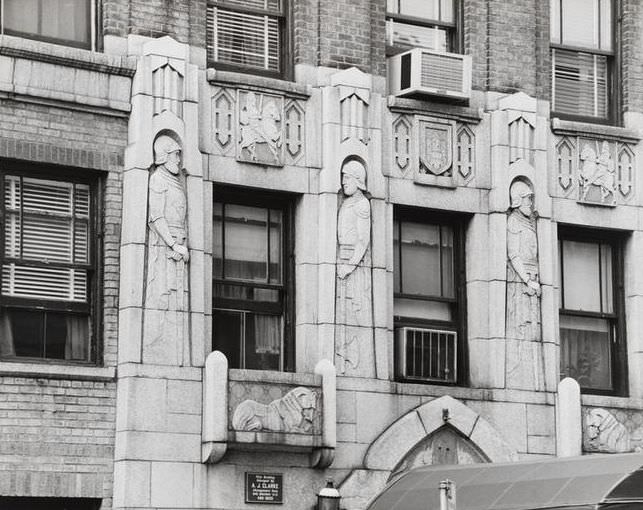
[206, 0, 291, 80]
[557, 225, 627, 396]
[0, 159, 102, 365]
[386, 0, 462, 55]
[212, 187, 295, 372]
[549, 0, 620, 125]
[0, 0, 97, 51]
[393, 206, 468, 386]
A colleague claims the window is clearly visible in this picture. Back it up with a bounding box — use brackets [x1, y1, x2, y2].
[386, 0, 458, 54]
[393, 208, 466, 384]
[558, 228, 626, 395]
[0, 164, 98, 363]
[550, 0, 615, 121]
[206, 0, 287, 77]
[0, 0, 94, 50]
[212, 190, 293, 371]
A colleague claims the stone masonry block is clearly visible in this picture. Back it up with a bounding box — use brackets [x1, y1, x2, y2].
[151, 462, 194, 508]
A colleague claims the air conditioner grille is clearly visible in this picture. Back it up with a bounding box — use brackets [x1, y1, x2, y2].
[421, 52, 464, 93]
[400, 327, 457, 383]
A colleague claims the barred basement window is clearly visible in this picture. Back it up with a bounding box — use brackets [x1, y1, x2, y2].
[206, 0, 287, 76]
[0, 0, 94, 50]
[393, 208, 467, 385]
[386, 0, 459, 54]
[550, 0, 615, 122]
[0, 166, 98, 363]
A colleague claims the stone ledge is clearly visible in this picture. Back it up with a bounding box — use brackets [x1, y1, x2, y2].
[0, 360, 115, 381]
[229, 368, 321, 386]
[206, 68, 310, 99]
[229, 430, 322, 449]
[0, 35, 137, 77]
[551, 117, 641, 143]
[582, 394, 643, 410]
[388, 96, 483, 123]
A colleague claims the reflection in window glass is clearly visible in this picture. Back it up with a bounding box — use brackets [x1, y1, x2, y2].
[561, 240, 601, 312]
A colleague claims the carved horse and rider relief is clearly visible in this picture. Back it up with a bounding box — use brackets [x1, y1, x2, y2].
[579, 141, 616, 204]
[239, 91, 282, 164]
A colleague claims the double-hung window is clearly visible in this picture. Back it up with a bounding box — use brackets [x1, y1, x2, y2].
[558, 228, 626, 395]
[0, 0, 94, 50]
[550, 0, 615, 121]
[393, 208, 466, 385]
[213, 190, 293, 371]
[386, 0, 457, 54]
[206, 0, 287, 77]
[0, 164, 98, 363]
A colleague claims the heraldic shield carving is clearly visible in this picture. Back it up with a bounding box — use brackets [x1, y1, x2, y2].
[415, 118, 455, 186]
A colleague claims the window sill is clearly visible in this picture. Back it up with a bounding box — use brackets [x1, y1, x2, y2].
[551, 117, 641, 143]
[388, 95, 482, 124]
[0, 34, 136, 77]
[581, 393, 643, 409]
[0, 360, 115, 382]
[206, 68, 310, 99]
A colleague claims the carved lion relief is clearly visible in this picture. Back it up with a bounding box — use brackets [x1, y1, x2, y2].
[231, 386, 318, 434]
[584, 408, 631, 453]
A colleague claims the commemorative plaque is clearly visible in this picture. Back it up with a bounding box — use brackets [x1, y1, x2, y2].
[245, 472, 283, 504]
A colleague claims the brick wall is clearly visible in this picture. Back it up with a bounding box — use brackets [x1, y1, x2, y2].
[318, 0, 385, 75]
[0, 377, 116, 507]
[0, 101, 125, 509]
[463, 0, 488, 92]
[486, 0, 539, 96]
[102, 0, 206, 48]
[293, 0, 319, 68]
[622, 0, 643, 114]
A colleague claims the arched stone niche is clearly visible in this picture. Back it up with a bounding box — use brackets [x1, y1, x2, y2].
[339, 395, 518, 510]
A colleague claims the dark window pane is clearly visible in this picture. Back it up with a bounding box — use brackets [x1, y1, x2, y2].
[244, 313, 281, 370]
[440, 225, 454, 298]
[213, 202, 223, 278]
[269, 209, 282, 284]
[560, 314, 612, 390]
[561, 239, 601, 312]
[3, 0, 39, 35]
[394, 298, 452, 321]
[213, 309, 242, 368]
[5, 309, 43, 358]
[46, 313, 89, 361]
[223, 204, 268, 282]
[401, 222, 441, 296]
[393, 220, 401, 293]
[214, 284, 279, 303]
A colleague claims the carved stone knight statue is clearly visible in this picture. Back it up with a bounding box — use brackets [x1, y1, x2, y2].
[143, 134, 190, 364]
[335, 159, 373, 375]
[506, 179, 540, 340]
[506, 179, 544, 389]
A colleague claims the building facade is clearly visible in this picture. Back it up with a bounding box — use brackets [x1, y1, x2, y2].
[1, 1, 643, 509]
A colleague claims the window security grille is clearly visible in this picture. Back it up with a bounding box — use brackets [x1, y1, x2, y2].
[397, 326, 457, 383]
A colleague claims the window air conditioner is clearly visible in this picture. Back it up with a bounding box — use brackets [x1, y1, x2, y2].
[397, 326, 457, 383]
[388, 48, 472, 100]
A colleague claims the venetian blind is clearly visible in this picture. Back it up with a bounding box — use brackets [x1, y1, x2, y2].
[552, 48, 608, 118]
[206, 2, 281, 72]
[2, 176, 90, 302]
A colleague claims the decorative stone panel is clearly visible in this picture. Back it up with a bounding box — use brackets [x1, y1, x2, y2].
[211, 87, 236, 156]
[582, 405, 643, 453]
[554, 134, 637, 206]
[389, 113, 477, 187]
[202, 352, 336, 468]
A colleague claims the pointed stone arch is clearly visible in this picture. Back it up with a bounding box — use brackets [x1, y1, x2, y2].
[339, 395, 518, 510]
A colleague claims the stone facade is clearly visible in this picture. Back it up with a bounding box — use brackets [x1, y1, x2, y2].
[2, 2, 643, 510]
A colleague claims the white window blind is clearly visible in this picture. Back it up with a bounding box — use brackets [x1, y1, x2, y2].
[207, 1, 282, 72]
[552, 48, 608, 118]
[2, 176, 90, 303]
